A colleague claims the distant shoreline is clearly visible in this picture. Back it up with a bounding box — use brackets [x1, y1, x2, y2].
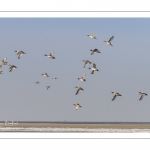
[1, 121, 150, 124]
[1, 122, 150, 129]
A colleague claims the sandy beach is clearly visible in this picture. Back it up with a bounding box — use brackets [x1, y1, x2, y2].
[1, 123, 150, 129]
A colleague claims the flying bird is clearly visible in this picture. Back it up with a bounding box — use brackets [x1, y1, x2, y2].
[88, 63, 100, 74]
[9, 64, 17, 72]
[103, 36, 114, 46]
[0, 58, 8, 65]
[139, 92, 147, 100]
[44, 51, 55, 59]
[0, 65, 3, 74]
[87, 32, 97, 39]
[35, 81, 39, 84]
[111, 92, 122, 101]
[78, 73, 86, 82]
[75, 86, 84, 95]
[52, 78, 58, 80]
[46, 86, 50, 90]
[82, 60, 92, 68]
[14, 51, 26, 59]
[41, 73, 49, 77]
[73, 103, 82, 110]
[90, 49, 101, 55]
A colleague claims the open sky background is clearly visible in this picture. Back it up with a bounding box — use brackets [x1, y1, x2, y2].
[0, 18, 150, 122]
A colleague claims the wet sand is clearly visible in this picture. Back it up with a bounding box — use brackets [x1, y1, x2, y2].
[1, 123, 150, 129]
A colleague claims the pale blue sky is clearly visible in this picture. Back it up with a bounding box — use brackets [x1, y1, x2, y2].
[0, 18, 150, 122]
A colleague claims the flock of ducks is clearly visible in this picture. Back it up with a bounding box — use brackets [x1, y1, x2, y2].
[73, 33, 148, 110]
[110, 92, 147, 101]
[74, 33, 112, 110]
[0, 50, 58, 92]
[37, 51, 57, 90]
[0, 57, 18, 72]
[0, 33, 148, 111]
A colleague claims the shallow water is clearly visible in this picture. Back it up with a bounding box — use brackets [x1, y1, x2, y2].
[1, 127, 150, 132]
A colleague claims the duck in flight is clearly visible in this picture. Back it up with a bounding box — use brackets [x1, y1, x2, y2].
[9, 64, 17, 72]
[104, 36, 114, 46]
[44, 51, 55, 59]
[82, 60, 92, 68]
[73, 103, 82, 110]
[52, 78, 58, 80]
[139, 92, 147, 100]
[88, 63, 100, 74]
[41, 73, 49, 77]
[35, 81, 39, 84]
[75, 86, 84, 95]
[78, 73, 86, 82]
[14, 51, 26, 59]
[46, 86, 50, 90]
[0, 58, 8, 65]
[111, 92, 122, 101]
[90, 49, 101, 55]
[87, 33, 97, 39]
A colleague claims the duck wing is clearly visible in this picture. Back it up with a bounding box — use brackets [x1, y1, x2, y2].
[109, 36, 114, 42]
